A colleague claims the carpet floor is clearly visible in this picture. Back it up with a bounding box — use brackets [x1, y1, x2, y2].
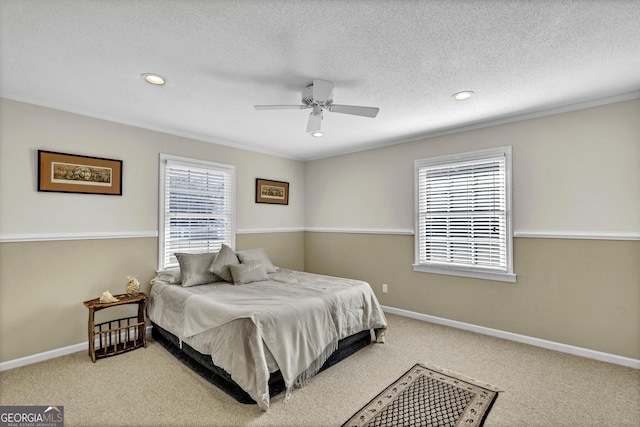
[1, 313, 639, 426]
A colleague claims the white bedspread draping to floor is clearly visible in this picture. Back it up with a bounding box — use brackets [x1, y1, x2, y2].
[148, 269, 387, 409]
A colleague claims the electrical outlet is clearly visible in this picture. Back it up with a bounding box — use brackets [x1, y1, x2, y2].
[382, 283, 388, 294]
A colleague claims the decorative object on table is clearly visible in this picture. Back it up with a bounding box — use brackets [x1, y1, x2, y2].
[99, 290, 119, 304]
[126, 276, 140, 296]
[37, 150, 123, 195]
[255, 178, 289, 205]
[342, 363, 500, 427]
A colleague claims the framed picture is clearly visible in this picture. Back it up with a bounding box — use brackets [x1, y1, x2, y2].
[38, 150, 123, 195]
[255, 178, 289, 205]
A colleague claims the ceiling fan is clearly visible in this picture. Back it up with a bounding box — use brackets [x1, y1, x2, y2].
[254, 79, 379, 134]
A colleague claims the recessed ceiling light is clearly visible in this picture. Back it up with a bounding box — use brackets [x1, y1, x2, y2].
[310, 132, 324, 137]
[452, 91, 474, 100]
[141, 73, 167, 85]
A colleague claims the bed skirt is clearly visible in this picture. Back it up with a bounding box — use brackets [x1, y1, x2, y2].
[151, 322, 372, 404]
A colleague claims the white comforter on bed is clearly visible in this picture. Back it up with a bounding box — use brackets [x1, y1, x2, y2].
[147, 269, 387, 410]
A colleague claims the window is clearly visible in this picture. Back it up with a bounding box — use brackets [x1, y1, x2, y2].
[159, 154, 235, 270]
[414, 147, 515, 282]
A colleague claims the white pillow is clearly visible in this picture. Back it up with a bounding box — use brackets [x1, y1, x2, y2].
[151, 268, 182, 285]
[236, 248, 277, 273]
[229, 261, 269, 285]
[209, 244, 240, 282]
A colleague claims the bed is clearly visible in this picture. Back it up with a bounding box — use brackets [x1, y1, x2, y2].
[147, 246, 387, 410]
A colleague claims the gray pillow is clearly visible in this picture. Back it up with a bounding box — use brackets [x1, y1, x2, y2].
[209, 244, 240, 282]
[236, 247, 277, 273]
[174, 252, 218, 287]
[229, 261, 269, 285]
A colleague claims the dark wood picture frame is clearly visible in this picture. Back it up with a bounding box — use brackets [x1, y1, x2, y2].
[38, 150, 123, 195]
[255, 178, 289, 205]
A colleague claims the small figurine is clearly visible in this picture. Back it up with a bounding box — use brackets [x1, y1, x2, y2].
[99, 290, 118, 303]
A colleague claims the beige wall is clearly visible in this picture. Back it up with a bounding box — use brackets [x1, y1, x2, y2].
[0, 99, 305, 363]
[0, 99, 305, 236]
[236, 231, 304, 271]
[304, 99, 640, 360]
[0, 232, 302, 362]
[305, 99, 640, 233]
[304, 233, 640, 359]
[1, 97, 639, 363]
[0, 238, 157, 362]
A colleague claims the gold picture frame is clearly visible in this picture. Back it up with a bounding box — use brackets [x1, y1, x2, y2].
[255, 178, 289, 205]
[38, 150, 123, 195]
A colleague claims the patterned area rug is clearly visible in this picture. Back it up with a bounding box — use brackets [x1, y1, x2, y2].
[342, 363, 500, 427]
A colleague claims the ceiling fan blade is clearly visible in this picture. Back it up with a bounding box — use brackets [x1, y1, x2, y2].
[328, 104, 379, 118]
[254, 105, 309, 110]
[306, 111, 322, 133]
[312, 79, 334, 103]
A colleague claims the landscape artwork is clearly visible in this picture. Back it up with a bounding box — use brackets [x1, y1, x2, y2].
[38, 150, 123, 195]
[255, 178, 289, 205]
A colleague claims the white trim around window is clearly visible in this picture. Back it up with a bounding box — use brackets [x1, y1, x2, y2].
[158, 154, 236, 270]
[413, 146, 516, 283]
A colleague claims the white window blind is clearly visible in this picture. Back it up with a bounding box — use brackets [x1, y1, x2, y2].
[414, 147, 514, 281]
[159, 155, 235, 270]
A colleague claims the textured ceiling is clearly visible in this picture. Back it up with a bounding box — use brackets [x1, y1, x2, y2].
[1, 0, 639, 160]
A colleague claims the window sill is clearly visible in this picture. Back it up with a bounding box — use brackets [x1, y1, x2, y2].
[412, 264, 517, 283]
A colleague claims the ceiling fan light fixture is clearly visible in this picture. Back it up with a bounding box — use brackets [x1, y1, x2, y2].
[141, 73, 167, 85]
[255, 79, 380, 135]
[452, 90, 474, 100]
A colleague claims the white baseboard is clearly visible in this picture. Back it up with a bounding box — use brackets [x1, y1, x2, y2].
[0, 326, 153, 372]
[382, 306, 640, 370]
